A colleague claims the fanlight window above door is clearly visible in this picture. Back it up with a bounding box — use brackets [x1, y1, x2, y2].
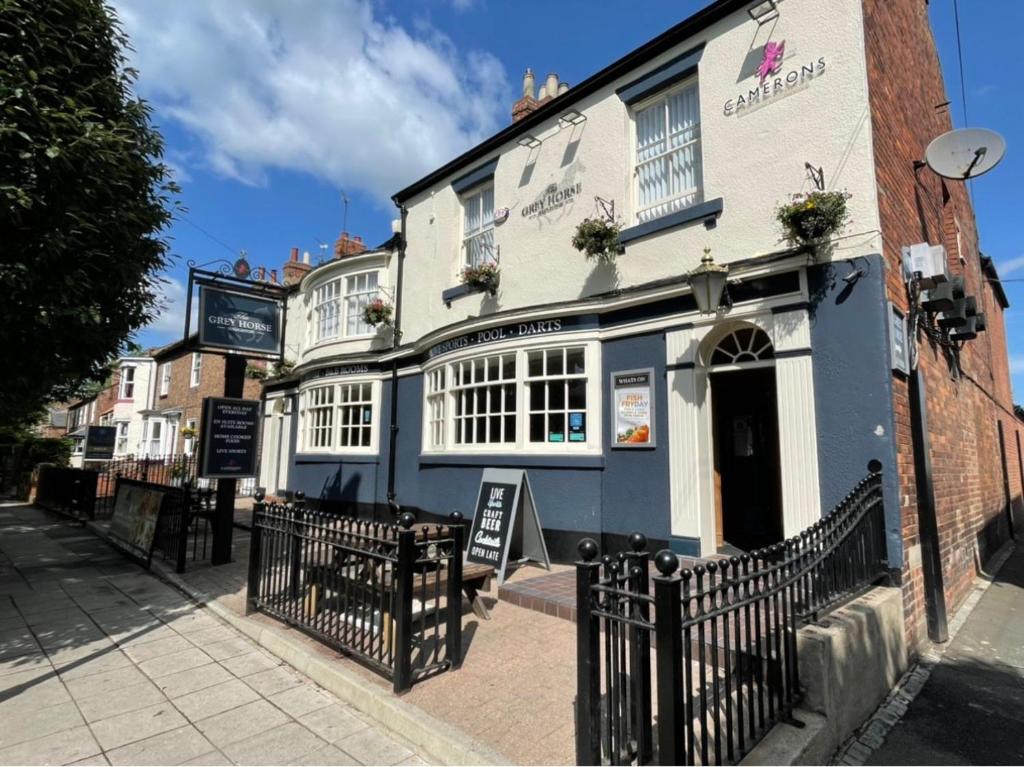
[710, 327, 774, 366]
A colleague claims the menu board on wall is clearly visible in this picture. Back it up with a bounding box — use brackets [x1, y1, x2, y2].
[83, 426, 116, 460]
[466, 468, 550, 585]
[611, 368, 656, 448]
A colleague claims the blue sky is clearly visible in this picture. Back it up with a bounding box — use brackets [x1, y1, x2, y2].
[118, 0, 1022, 399]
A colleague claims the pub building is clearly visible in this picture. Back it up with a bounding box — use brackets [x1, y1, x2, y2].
[259, 0, 1020, 643]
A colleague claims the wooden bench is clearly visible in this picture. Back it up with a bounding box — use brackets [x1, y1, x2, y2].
[412, 561, 494, 620]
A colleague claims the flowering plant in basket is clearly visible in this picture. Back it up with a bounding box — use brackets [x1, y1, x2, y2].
[460, 261, 500, 292]
[776, 190, 851, 246]
[362, 298, 393, 328]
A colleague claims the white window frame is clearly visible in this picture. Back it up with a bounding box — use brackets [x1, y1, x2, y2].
[299, 378, 381, 454]
[147, 420, 163, 457]
[183, 419, 197, 456]
[422, 338, 601, 455]
[460, 182, 495, 269]
[115, 421, 129, 455]
[314, 280, 341, 342]
[190, 353, 202, 388]
[159, 363, 171, 396]
[119, 367, 136, 400]
[343, 271, 380, 338]
[630, 77, 703, 224]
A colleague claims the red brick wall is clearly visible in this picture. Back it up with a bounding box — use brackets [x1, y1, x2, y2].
[863, 0, 1021, 650]
[154, 351, 264, 453]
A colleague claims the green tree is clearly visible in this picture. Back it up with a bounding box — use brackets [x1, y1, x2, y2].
[0, 0, 176, 428]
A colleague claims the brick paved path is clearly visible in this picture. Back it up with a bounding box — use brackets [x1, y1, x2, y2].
[0, 503, 428, 766]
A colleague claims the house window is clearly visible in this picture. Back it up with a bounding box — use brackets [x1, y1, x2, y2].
[148, 421, 162, 456]
[426, 344, 594, 452]
[338, 383, 373, 448]
[526, 347, 587, 444]
[160, 363, 171, 396]
[634, 80, 702, 224]
[99, 412, 113, 426]
[190, 353, 202, 387]
[461, 184, 495, 268]
[115, 421, 129, 454]
[119, 367, 136, 399]
[426, 368, 447, 449]
[183, 419, 197, 456]
[315, 280, 341, 341]
[304, 385, 335, 449]
[344, 272, 379, 337]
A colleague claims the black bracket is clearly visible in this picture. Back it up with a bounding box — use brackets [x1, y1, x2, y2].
[804, 162, 825, 191]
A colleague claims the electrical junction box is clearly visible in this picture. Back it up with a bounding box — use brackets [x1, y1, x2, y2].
[902, 243, 949, 289]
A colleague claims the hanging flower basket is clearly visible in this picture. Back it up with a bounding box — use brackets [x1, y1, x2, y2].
[460, 261, 500, 293]
[363, 298, 394, 328]
[776, 190, 851, 246]
[180, 426, 197, 439]
[572, 217, 623, 262]
[244, 363, 268, 380]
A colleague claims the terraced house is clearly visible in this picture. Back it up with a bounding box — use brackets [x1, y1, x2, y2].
[258, 0, 1021, 649]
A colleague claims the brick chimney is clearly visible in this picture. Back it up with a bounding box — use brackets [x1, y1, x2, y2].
[512, 68, 567, 123]
[334, 232, 367, 259]
[283, 246, 312, 286]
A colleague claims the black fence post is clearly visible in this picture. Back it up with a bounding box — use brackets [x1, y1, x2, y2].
[446, 511, 464, 670]
[247, 492, 265, 615]
[176, 482, 191, 574]
[575, 538, 601, 766]
[288, 498, 304, 601]
[653, 550, 685, 765]
[393, 519, 416, 694]
[626, 533, 653, 766]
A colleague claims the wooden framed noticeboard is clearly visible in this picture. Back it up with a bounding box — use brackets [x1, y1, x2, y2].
[466, 468, 550, 585]
[108, 480, 167, 566]
[198, 397, 260, 479]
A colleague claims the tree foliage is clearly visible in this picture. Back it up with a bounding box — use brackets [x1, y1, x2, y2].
[0, 0, 176, 427]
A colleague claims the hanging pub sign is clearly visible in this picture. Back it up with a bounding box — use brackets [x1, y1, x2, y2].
[83, 425, 116, 460]
[466, 468, 550, 585]
[197, 284, 283, 357]
[611, 368, 656, 447]
[198, 397, 261, 479]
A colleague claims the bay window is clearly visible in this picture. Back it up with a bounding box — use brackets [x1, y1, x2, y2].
[313, 270, 381, 343]
[119, 367, 136, 399]
[424, 343, 596, 452]
[301, 380, 379, 452]
[461, 184, 495, 268]
[634, 80, 702, 223]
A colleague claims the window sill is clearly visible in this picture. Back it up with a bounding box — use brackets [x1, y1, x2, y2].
[442, 280, 498, 307]
[419, 453, 605, 469]
[295, 453, 380, 464]
[619, 197, 724, 245]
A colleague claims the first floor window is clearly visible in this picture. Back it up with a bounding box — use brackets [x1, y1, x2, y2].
[305, 385, 335, 449]
[119, 367, 136, 399]
[315, 280, 340, 341]
[190, 353, 202, 387]
[634, 79, 702, 224]
[344, 272, 379, 337]
[461, 183, 495, 268]
[160, 363, 171, 396]
[115, 422, 129, 454]
[425, 344, 592, 451]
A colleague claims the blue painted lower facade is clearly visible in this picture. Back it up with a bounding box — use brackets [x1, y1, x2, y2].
[264, 258, 902, 565]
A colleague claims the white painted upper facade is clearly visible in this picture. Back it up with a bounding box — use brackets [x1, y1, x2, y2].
[393, 0, 881, 347]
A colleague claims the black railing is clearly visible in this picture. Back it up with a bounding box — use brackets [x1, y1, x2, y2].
[247, 496, 465, 693]
[36, 466, 99, 520]
[576, 469, 889, 765]
[90, 454, 254, 519]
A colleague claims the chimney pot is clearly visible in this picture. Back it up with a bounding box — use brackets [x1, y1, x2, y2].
[557, 81, 569, 95]
[545, 73, 559, 100]
[522, 68, 535, 99]
[302, 250, 311, 264]
[290, 247, 299, 261]
[270, 269, 278, 284]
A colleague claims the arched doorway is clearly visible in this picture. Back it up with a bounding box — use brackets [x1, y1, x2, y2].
[706, 325, 784, 552]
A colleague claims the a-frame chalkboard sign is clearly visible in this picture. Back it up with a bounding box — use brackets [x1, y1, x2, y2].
[466, 468, 550, 585]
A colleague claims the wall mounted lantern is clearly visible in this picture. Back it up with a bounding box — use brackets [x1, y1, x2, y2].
[558, 109, 587, 128]
[517, 134, 542, 149]
[747, 0, 778, 23]
[687, 248, 729, 314]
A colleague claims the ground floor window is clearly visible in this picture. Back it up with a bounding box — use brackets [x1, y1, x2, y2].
[115, 421, 129, 454]
[424, 342, 595, 452]
[301, 380, 379, 452]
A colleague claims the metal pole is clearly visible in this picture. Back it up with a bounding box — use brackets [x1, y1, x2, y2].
[575, 539, 601, 766]
[212, 355, 247, 565]
[909, 366, 948, 643]
[997, 421, 1015, 541]
[386, 205, 408, 518]
[653, 551, 685, 765]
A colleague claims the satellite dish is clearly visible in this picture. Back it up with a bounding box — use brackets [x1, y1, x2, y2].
[925, 128, 1006, 180]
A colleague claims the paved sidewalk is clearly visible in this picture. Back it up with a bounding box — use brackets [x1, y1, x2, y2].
[867, 545, 1024, 765]
[0, 503, 428, 766]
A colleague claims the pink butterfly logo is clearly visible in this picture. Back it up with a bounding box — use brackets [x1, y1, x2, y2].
[758, 40, 786, 81]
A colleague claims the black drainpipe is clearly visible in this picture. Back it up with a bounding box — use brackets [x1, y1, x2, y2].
[386, 203, 408, 516]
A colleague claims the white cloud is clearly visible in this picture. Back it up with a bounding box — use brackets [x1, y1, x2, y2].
[113, 1, 510, 202]
[998, 254, 1024, 276]
[143, 277, 198, 343]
